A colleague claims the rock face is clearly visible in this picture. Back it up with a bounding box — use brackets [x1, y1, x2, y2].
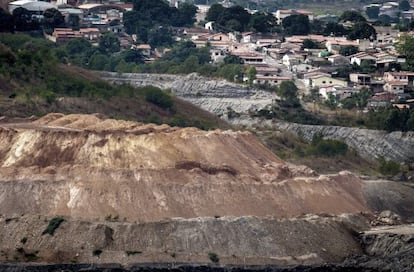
[1, 114, 414, 266]
[100, 73, 414, 163]
[99, 72, 276, 115]
[0, 215, 364, 265]
[232, 118, 414, 163]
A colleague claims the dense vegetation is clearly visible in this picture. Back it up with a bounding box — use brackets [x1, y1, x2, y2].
[0, 33, 227, 130]
[123, 0, 197, 47]
[206, 4, 277, 33]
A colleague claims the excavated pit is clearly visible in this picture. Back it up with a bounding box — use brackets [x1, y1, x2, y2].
[0, 113, 413, 266]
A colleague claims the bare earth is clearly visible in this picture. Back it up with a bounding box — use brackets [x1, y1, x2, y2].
[0, 114, 413, 265]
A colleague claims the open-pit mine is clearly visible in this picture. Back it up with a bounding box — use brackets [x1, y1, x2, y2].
[0, 113, 413, 271]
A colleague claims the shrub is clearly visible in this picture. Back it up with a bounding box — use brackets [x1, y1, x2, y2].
[378, 158, 400, 176]
[307, 134, 348, 157]
[208, 252, 219, 263]
[42, 217, 65, 235]
[144, 86, 173, 110]
[126, 250, 142, 256]
[93, 249, 103, 256]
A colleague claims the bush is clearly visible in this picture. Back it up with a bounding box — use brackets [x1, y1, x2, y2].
[308, 134, 348, 157]
[42, 217, 65, 235]
[378, 158, 400, 176]
[126, 250, 142, 256]
[144, 86, 173, 110]
[208, 252, 219, 263]
[93, 249, 103, 256]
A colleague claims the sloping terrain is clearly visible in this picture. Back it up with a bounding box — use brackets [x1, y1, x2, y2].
[0, 113, 371, 221]
[0, 113, 414, 266]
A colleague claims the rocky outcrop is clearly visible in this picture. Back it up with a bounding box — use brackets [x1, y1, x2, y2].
[99, 73, 414, 163]
[231, 118, 414, 163]
[99, 72, 277, 115]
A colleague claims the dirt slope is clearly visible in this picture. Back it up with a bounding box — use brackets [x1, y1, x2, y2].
[0, 113, 373, 222]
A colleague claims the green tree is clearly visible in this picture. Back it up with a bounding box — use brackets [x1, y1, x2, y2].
[365, 6, 380, 19]
[278, 80, 299, 106]
[399, 0, 411, 11]
[68, 14, 80, 30]
[13, 7, 38, 31]
[282, 14, 310, 35]
[88, 52, 110, 70]
[347, 22, 376, 40]
[302, 39, 321, 49]
[323, 22, 348, 36]
[43, 8, 65, 33]
[173, 3, 197, 27]
[0, 8, 13, 32]
[99, 32, 120, 54]
[180, 55, 200, 73]
[217, 5, 251, 32]
[325, 93, 338, 110]
[396, 34, 414, 60]
[384, 108, 401, 132]
[223, 54, 243, 64]
[378, 14, 392, 25]
[147, 26, 174, 48]
[121, 49, 144, 64]
[248, 12, 277, 33]
[340, 10, 366, 22]
[407, 110, 414, 131]
[339, 45, 358, 56]
[245, 66, 256, 85]
[206, 3, 225, 22]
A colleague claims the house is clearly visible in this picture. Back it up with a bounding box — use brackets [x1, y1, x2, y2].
[384, 81, 407, 93]
[375, 52, 398, 69]
[374, 26, 398, 45]
[327, 54, 350, 66]
[319, 86, 357, 100]
[350, 52, 377, 66]
[51, 28, 82, 44]
[254, 75, 291, 86]
[210, 48, 227, 63]
[8, 0, 56, 14]
[282, 54, 305, 70]
[383, 71, 414, 84]
[326, 39, 359, 54]
[234, 53, 264, 64]
[350, 73, 371, 86]
[367, 92, 396, 108]
[255, 65, 280, 76]
[303, 72, 347, 89]
[78, 28, 100, 41]
[292, 63, 313, 74]
[135, 44, 151, 57]
[274, 9, 313, 25]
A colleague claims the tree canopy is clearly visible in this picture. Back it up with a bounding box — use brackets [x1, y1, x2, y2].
[282, 14, 310, 35]
[206, 4, 276, 33]
[347, 22, 376, 40]
[124, 0, 197, 46]
[340, 11, 366, 22]
[399, 0, 411, 11]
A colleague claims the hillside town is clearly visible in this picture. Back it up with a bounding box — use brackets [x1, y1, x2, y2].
[2, 0, 414, 113]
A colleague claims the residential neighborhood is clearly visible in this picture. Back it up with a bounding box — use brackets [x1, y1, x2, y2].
[3, 0, 414, 112]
